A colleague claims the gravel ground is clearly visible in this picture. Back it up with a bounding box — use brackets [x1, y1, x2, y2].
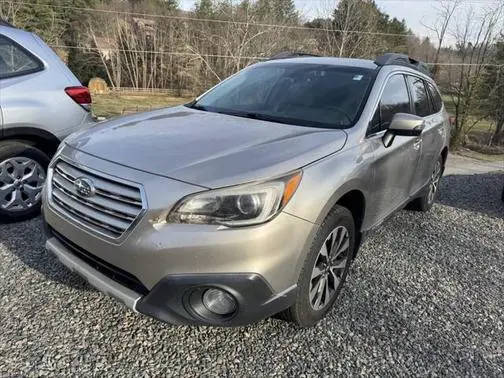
[1, 161, 503, 376]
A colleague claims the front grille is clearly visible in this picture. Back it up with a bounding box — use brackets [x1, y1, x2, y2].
[50, 228, 149, 295]
[50, 159, 144, 239]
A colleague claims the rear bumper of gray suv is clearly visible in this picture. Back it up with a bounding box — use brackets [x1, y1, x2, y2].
[42, 147, 314, 326]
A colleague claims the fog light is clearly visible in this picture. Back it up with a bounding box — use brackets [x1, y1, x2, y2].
[202, 288, 237, 315]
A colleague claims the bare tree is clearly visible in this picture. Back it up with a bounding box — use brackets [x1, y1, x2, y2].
[422, 0, 462, 79]
[447, 4, 504, 147]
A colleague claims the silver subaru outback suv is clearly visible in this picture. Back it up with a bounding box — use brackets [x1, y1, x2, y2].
[0, 21, 94, 221]
[43, 53, 449, 327]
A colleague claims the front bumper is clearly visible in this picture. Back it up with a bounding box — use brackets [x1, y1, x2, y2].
[42, 148, 314, 325]
[45, 223, 297, 326]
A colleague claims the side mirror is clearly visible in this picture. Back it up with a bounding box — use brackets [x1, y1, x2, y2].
[383, 113, 425, 148]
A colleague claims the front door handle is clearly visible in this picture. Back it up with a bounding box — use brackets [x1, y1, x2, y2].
[413, 138, 422, 151]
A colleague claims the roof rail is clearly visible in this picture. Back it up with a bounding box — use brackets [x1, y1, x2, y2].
[375, 53, 431, 77]
[268, 51, 321, 61]
[0, 19, 15, 28]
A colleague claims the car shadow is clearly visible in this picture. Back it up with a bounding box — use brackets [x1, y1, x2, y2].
[438, 172, 504, 219]
[1, 217, 93, 292]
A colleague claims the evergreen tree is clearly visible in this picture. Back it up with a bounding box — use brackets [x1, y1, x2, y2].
[4, 0, 65, 44]
[195, 0, 215, 18]
[255, 0, 298, 24]
[58, 0, 107, 85]
[479, 38, 504, 143]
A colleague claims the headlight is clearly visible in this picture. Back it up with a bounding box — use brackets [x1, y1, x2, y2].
[167, 171, 302, 227]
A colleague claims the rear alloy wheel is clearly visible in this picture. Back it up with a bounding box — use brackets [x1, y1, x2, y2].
[278, 205, 355, 327]
[427, 159, 442, 205]
[0, 143, 49, 222]
[409, 156, 443, 212]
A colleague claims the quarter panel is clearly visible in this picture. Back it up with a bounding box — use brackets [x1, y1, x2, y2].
[0, 29, 88, 139]
[1, 71, 88, 139]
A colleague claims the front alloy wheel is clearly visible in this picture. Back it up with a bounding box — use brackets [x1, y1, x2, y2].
[309, 226, 350, 310]
[278, 205, 355, 327]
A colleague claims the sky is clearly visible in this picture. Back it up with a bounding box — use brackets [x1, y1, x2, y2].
[177, 0, 496, 45]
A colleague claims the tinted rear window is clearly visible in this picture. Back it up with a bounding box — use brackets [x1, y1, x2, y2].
[408, 76, 431, 117]
[427, 82, 443, 113]
[0, 34, 43, 79]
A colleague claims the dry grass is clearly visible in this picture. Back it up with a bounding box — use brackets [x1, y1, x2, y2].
[92, 91, 192, 119]
[442, 95, 496, 134]
[455, 148, 504, 162]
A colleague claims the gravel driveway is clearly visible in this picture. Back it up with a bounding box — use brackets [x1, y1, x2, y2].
[1, 155, 503, 376]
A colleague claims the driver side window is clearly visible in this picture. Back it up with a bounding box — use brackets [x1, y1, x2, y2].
[0, 35, 42, 79]
[369, 74, 411, 134]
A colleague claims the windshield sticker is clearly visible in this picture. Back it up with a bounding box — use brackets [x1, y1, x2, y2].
[353, 75, 363, 81]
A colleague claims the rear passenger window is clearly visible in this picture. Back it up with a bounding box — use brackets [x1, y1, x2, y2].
[408, 76, 431, 117]
[0, 35, 43, 79]
[427, 82, 443, 113]
[369, 74, 411, 133]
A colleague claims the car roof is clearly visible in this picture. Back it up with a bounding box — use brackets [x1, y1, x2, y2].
[258, 55, 436, 83]
[260, 56, 378, 70]
[0, 24, 31, 39]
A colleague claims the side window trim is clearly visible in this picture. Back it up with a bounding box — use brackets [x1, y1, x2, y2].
[422, 79, 434, 115]
[366, 73, 410, 137]
[0, 33, 44, 80]
[425, 80, 436, 115]
[403, 74, 415, 114]
[426, 81, 442, 114]
[406, 74, 432, 117]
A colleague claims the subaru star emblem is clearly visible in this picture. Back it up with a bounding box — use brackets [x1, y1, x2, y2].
[74, 177, 95, 198]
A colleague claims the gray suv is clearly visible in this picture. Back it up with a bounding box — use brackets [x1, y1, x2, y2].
[0, 21, 94, 221]
[43, 53, 449, 327]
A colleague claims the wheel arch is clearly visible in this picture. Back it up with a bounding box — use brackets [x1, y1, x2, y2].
[335, 189, 366, 234]
[309, 185, 368, 260]
[0, 127, 61, 159]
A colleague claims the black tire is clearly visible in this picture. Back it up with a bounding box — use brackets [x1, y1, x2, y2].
[409, 156, 444, 212]
[0, 142, 50, 222]
[278, 205, 355, 327]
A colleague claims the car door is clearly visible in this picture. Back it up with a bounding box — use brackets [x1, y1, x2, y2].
[365, 73, 422, 225]
[0, 33, 45, 136]
[407, 76, 445, 193]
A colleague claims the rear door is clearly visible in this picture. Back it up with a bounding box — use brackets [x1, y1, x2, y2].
[406, 75, 445, 193]
[0, 33, 45, 136]
[365, 73, 422, 224]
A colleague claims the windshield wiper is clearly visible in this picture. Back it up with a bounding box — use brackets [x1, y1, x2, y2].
[186, 102, 210, 112]
[186, 105, 335, 128]
[218, 110, 291, 125]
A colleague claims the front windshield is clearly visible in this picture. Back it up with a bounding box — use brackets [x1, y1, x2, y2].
[189, 63, 376, 129]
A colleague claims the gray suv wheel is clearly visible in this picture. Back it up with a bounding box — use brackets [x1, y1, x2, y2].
[279, 205, 354, 327]
[409, 155, 444, 212]
[0, 142, 49, 222]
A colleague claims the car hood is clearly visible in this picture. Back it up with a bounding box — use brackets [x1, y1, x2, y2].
[66, 106, 348, 188]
